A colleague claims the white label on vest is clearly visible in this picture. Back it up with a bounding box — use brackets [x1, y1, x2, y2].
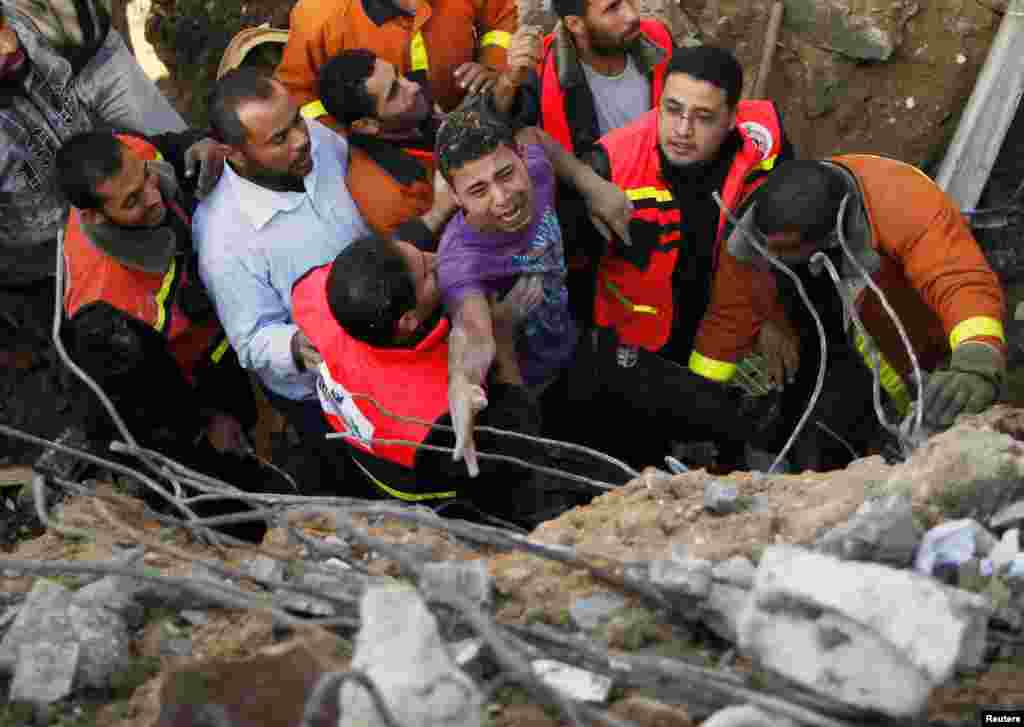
[738, 120, 774, 160]
[316, 363, 375, 451]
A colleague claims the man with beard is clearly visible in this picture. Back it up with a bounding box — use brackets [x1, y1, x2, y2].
[728, 158, 1006, 469]
[581, 45, 796, 468]
[56, 131, 267, 541]
[194, 69, 371, 489]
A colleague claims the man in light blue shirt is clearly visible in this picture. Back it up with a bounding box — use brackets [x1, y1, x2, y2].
[194, 68, 371, 476]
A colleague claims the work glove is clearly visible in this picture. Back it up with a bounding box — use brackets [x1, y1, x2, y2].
[922, 342, 1004, 430]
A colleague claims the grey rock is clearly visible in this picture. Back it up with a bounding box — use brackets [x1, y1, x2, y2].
[713, 557, 757, 589]
[10, 641, 79, 705]
[649, 559, 712, 600]
[993, 606, 1023, 633]
[420, 560, 492, 608]
[339, 585, 483, 727]
[992, 500, 1024, 531]
[0, 605, 20, 635]
[532, 659, 613, 703]
[991, 529, 1020, 573]
[243, 555, 285, 582]
[0, 580, 75, 675]
[161, 638, 193, 657]
[67, 602, 130, 688]
[704, 481, 739, 514]
[72, 575, 146, 629]
[782, 0, 896, 60]
[669, 543, 690, 563]
[815, 495, 921, 567]
[698, 582, 750, 644]
[279, 568, 365, 617]
[570, 592, 627, 631]
[701, 705, 797, 727]
[179, 610, 209, 627]
[739, 546, 992, 717]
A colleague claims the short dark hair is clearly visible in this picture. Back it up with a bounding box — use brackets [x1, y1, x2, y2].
[319, 49, 378, 126]
[665, 45, 744, 108]
[551, 0, 586, 19]
[752, 160, 845, 243]
[326, 236, 417, 347]
[208, 67, 277, 146]
[435, 110, 517, 184]
[55, 132, 125, 210]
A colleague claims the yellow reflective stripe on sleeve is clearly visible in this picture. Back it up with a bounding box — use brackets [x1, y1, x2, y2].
[950, 316, 1006, 349]
[210, 337, 231, 364]
[301, 100, 328, 119]
[480, 30, 511, 48]
[754, 153, 778, 172]
[410, 32, 429, 72]
[626, 186, 673, 203]
[350, 454, 456, 501]
[604, 279, 658, 315]
[153, 150, 164, 161]
[853, 331, 911, 416]
[688, 350, 737, 383]
[153, 257, 176, 333]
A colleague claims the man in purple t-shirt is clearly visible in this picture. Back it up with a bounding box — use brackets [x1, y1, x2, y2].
[435, 110, 633, 475]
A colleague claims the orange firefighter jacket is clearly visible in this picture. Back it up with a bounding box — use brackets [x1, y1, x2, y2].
[277, 0, 515, 124]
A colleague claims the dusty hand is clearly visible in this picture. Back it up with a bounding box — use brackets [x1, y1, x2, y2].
[449, 374, 488, 477]
[757, 318, 800, 388]
[454, 62, 498, 95]
[490, 274, 543, 337]
[584, 178, 633, 247]
[505, 26, 542, 81]
[206, 413, 245, 453]
[291, 330, 323, 372]
[184, 138, 226, 199]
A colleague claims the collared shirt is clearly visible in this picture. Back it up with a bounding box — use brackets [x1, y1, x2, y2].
[194, 119, 370, 400]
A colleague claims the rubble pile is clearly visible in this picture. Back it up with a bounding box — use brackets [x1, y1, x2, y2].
[2, 407, 1024, 725]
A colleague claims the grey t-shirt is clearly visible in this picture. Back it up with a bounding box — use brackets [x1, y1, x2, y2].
[581, 55, 651, 136]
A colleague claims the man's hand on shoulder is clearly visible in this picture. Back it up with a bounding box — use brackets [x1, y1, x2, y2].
[291, 330, 323, 372]
[184, 138, 227, 199]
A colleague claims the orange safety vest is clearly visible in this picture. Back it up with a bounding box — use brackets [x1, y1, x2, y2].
[62, 135, 228, 384]
[539, 19, 672, 155]
[594, 102, 784, 353]
[292, 263, 456, 500]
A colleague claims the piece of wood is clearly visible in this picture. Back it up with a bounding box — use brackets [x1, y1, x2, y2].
[751, 2, 785, 99]
[935, 0, 1024, 209]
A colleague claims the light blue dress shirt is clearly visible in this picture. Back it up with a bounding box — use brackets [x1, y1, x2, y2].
[194, 120, 370, 401]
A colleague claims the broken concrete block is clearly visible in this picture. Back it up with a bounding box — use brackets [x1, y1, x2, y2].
[243, 555, 285, 582]
[992, 500, 1024, 531]
[712, 557, 757, 589]
[701, 704, 796, 727]
[339, 585, 482, 727]
[815, 495, 921, 567]
[0, 580, 74, 675]
[990, 529, 1021, 573]
[10, 641, 79, 705]
[704, 481, 739, 514]
[420, 560, 492, 608]
[72, 575, 146, 629]
[532, 659, 613, 703]
[649, 558, 712, 600]
[66, 602, 130, 689]
[570, 592, 627, 632]
[739, 546, 992, 717]
[698, 581, 750, 644]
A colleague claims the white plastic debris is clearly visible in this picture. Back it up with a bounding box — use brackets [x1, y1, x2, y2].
[531, 659, 613, 703]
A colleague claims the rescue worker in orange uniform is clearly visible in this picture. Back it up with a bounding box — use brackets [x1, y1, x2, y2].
[578, 45, 795, 468]
[730, 157, 1007, 468]
[292, 235, 602, 527]
[55, 131, 268, 539]
[275, 0, 516, 127]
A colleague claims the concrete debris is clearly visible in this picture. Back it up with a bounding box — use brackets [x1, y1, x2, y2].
[701, 704, 797, 727]
[339, 585, 483, 727]
[67, 601, 131, 688]
[570, 592, 628, 631]
[739, 546, 992, 717]
[160, 638, 194, 657]
[991, 529, 1021, 573]
[712, 557, 757, 589]
[179, 609, 210, 627]
[532, 658, 614, 703]
[72, 575, 146, 629]
[698, 581, 750, 644]
[992, 500, 1024, 531]
[0, 580, 76, 676]
[914, 519, 998, 578]
[420, 559, 492, 608]
[243, 555, 286, 582]
[704, 481, 740, 514]
[10, 641, 80, 705]
[649, 558, 713, 600]
[815, 495, 921, 567]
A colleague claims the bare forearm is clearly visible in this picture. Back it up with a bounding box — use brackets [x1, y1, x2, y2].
[448, 299, 497, 388]
[517, 127, 604, 195]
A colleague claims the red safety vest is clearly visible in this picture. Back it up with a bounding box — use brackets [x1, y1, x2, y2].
[539, 19, 672, 155]
[62, 135, 226, 384]
[594, 102, 784, 352]
[292, 264, 454, 491]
